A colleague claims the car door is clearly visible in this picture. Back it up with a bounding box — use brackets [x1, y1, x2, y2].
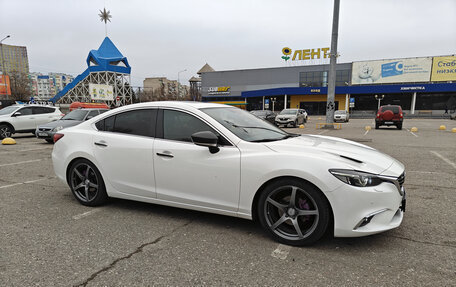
[12, 107, 35, 131]
[92, 109, 157, 198]
[153, 108, 241, 212]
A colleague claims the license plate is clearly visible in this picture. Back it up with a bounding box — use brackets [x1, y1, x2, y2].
[384, 121, 394, 124]
[38, 132, 48, 137]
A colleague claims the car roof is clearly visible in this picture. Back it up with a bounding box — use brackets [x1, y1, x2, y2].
[111, 101, 233, 112]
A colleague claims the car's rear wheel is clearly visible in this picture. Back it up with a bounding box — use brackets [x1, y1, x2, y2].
[68, 159, 108, 206]
[375, 123, 380, 129]
[0, 124, 13, 140]
[257, 179, 330, 246]
[293, 120, 297, 127]
[397, 123, 402, 130]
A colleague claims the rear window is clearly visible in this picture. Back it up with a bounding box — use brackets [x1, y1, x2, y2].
[382, 106, 400, 113]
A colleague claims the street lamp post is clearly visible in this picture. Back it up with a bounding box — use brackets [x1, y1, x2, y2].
[0, 35, 11, 100]
[375, 94, 384, 109]
[177, 69, 187, 100]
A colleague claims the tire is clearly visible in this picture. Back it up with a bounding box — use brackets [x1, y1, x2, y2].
[68, 159, 108, 206]
[375, 123, 380, 129]
[257, 179, 330, 246]
[45, 139, 54, 143]
[0, 124, 13, 140]
[293, 120, 297, 128]
[397, 123, 402, 130]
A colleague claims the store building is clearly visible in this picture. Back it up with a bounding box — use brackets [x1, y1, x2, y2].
[201, 55, 456, 115]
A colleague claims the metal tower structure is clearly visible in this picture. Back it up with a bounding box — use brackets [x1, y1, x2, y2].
[50, 37, 134, 106]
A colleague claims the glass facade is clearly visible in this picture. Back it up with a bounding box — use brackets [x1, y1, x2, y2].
[299, 69, 351, 87]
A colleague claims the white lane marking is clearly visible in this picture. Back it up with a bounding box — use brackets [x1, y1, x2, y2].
[318, 129, 328, 135]
[408, 171, 441, 174]
[0, 158, 47, 167]
[0, 147, 50, 154]
[363, 129, 370, 136]
[0, 177, 48, 189]
[73, 209, 102, 220]
[271, 244, 291, 260]
[430, 151, 456, 169]
[405, 129, 418, 137]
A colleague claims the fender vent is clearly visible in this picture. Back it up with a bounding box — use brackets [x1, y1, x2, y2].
[340, 155, 363, 164]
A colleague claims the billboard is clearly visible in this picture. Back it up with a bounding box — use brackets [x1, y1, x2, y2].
[431, 56, 456, 82]
[0, 75, 12, 96]
[352, 57, 432, 85]
[89, 83, 114, 101]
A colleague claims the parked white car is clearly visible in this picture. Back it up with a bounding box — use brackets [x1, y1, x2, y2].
[275, 109, 307, 127]
[0, 104, 63, 139]
[52, 102, 406, 246]
[334, 110, 349, 122]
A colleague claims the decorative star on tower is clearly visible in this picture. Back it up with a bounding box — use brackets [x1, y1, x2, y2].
[99, 8, 112, 36]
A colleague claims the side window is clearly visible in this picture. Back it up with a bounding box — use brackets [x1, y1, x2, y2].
[163, 110, 218, 143]
[33, 107, 53, 114]
[17, 107, 33, 116]
[96, 109, 156, 137]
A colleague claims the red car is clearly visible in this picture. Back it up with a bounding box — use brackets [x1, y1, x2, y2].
[375, 105, 403, 130]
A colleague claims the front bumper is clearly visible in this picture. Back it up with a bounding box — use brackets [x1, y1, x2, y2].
[328, 180, 405, 237]
[275, 118, 296, 126]
[36, 128, 56, 140]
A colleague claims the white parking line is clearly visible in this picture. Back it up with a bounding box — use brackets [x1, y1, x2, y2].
[271, 244, 291, 260]
[430, 151, 456, 169]
[72, 209, 102, 220]
[405, 129, 419, 137]
[0, 158, 47, 167]
[0, 147, 51, 154]
[363, 130, 370, 136]
[0, 178, 48, 189]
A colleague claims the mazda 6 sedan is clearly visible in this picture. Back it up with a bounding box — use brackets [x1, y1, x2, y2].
[52, 101, 406, 246]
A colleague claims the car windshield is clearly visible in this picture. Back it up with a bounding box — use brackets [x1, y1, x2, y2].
[61, 110, 88, 121]
[334, 110, 346, 115]
[0, 106, 20, 115]
[279, 109, 297, 115]
[201, 107, 295, 142]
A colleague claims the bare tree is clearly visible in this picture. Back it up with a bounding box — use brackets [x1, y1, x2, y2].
[8, 71, 31, 101]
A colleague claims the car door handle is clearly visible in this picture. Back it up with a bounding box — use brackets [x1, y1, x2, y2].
[94, 141, 108, 147]
[156, 151, 174, 158]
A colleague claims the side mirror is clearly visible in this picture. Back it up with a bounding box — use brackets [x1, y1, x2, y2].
[191, 131, 219, 154]
[12, 112, 22, 117]
[86, 116, 93, 120]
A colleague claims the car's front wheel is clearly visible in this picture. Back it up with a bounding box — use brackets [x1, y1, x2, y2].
[68, 159, 108, 206]
[0, 124, 13, 139]
[257, 179, 330, 246]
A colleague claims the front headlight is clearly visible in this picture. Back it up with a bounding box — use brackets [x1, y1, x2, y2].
[53, 126, 64, 132]
[329, 169, 383, 187]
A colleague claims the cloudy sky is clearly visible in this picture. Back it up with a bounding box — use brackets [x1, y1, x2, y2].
[1, 0, 455, 87]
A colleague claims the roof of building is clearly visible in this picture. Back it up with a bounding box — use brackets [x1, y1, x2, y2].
[189, 76, 201, 82]
[197, 63, 215, 75]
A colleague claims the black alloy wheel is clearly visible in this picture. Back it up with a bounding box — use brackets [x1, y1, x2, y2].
[257, 179, 330, 246]
[69, 159, 108, 206]
[0, 124, 13, 140]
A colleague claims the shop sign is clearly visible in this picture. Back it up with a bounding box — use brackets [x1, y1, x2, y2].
[281, 47, 330, 62]
[351, 57, 432, 85]
[208, 86, 231, 95]
[400, 86, 425, 91]
[0, 75, 11, 96]
[89, 83, 114, 101]
[310, 89, 321, 93]
[431, 56, 456, 82]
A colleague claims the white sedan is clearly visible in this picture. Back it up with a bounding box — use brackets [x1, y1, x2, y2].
[52, 102, 406, 246]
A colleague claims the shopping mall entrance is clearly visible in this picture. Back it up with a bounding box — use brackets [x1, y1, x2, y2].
[299, 101, 339, 115]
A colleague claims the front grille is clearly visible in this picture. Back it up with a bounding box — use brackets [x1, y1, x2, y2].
[397, 172, 405, 187]
[38, 127, 52, 132]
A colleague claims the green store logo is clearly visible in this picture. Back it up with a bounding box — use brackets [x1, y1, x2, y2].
[281, 47, 292, 62]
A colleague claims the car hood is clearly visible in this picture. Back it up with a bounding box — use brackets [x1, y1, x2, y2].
[276, 114, 297, 119]
[264, 134, 403, 175]
[39, 119, 83, 129]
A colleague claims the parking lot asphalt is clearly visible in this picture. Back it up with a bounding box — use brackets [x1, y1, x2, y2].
[1, 118, 455, 286]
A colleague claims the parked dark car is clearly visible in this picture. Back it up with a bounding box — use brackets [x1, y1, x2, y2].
[250, 110, 276, 124]
[36, 108, 108, 143]
[375, 105, 403, 130]
[450, 112, 456, 120]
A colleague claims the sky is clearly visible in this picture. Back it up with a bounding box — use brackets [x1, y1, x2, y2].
[1, 0, 455, 88]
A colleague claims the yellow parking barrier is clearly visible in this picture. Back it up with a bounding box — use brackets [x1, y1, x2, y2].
[365, 126, 372, 131]
[452, 128, 456, 133]
[1, 137, 16, 145]
[439, 125, 446, 130]
[410, 127, 418, 132]
[316, 122, 341, 129]
[299, 124, 305, 129]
